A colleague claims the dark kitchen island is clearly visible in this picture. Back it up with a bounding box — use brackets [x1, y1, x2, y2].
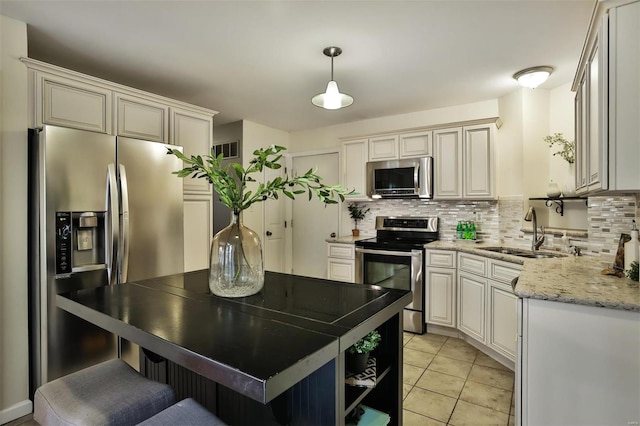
[57, 270, 411, 425]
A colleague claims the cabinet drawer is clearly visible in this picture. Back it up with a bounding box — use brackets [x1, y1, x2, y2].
[327, 243, 355, 260]
[425, 249, 456, 268]
[458, 253, 487, 276]
[488, 259, 522, 285]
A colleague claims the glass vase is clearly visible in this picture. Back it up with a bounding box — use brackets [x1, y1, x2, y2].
[209, 210, 264, 298]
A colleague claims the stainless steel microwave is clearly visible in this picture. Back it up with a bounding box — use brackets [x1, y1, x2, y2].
[366, 156, 433, 199]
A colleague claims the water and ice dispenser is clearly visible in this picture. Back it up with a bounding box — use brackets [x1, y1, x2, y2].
[55, 211, 106, 275]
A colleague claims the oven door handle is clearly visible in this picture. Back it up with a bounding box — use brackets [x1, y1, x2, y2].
[355, 247, 422, 257]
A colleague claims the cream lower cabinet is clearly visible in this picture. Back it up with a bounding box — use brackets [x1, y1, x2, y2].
[183, 194, 213, 272]
[457, 270, 487, 343]
[327, 243, 355, 283]
[425, 249, 457, 327]
[457, 252, 520, 361]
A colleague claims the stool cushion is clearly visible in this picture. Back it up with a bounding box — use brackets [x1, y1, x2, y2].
[137, 398, 225, 426]
[34, 359, 175, 426]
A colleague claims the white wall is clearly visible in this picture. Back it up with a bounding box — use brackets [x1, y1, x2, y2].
[496, 90, 525, 197]
[0, 15, 32, 423]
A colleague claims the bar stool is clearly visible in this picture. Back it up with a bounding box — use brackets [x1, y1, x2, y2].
[34, 359, 175, 425]
[137, 398, 226, 425]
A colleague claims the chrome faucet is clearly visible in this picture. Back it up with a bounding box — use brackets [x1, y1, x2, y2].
[524, 206, 545, 251]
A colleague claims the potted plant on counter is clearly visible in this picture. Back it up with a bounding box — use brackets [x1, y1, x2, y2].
[348, 203, 370, 237]
[346, 330, 381, 374]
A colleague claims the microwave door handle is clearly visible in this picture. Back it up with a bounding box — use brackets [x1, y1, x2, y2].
[106, 163, 119, 286]
[414, 163, 420, 192]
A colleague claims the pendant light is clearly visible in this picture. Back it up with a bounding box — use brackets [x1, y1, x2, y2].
[312, 46, 354, 110]
[513, 66, 554, 89]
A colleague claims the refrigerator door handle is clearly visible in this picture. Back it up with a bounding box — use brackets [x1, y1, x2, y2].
[106, 163, 119, 286]
[119, 164, 130, 283]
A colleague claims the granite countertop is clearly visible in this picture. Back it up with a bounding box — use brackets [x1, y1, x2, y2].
[325, 235, 373, 244]
[426, 241, 640, 312]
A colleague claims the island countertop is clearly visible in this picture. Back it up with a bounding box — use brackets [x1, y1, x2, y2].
[426, 241, 640, 312]
[56, 270, 412, 405]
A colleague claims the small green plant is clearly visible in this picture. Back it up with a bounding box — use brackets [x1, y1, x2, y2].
[626, 261, 639, 282]
[347, 203, 370, 230]
[544, 133, 575, 164]
[347, 330, 381, 355]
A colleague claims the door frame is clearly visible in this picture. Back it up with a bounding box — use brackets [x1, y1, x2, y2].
[285, 148, 342, 275]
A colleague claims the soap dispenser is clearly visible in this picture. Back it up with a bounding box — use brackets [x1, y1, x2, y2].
[561, 231, 570, 253]
[624, 220, 639, 272]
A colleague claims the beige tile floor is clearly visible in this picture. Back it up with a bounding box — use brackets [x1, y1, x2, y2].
[402, 332, 515, 426]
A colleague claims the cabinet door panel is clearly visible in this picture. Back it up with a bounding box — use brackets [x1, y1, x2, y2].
[369, 135, 398, 161]
[116, 93, 168, 142]
[433, 128, 463, 198]
[41, 76, 111, 133]
[171, 108, 213, 194]
[342, 139, 369, 200]
[327, 259, 354, 282]
[463, 125, 494, 199]
[426, 267, 456, 327]
[399, 131, 432, 158]
[457, 271, 486, 343]
[488, 282, 517, 360]
[183, 195, 212, 272]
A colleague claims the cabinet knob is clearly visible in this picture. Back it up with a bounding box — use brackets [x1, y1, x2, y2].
[330, 232, 336, 238]
[266, 231, 273, 236]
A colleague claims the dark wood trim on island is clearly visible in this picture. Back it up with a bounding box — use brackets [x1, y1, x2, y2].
[56, 270, 411, 425]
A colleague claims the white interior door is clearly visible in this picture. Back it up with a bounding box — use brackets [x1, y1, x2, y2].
[291, 152, 340, 279]
[263, 166, 286, 273]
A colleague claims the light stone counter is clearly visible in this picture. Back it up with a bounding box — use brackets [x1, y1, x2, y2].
[426, 240, 640, 312]
[325, 235, 373, 244]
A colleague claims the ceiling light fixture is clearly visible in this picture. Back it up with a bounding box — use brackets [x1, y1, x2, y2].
[513, 66, 554, 89]
[312, 46, 354, 110]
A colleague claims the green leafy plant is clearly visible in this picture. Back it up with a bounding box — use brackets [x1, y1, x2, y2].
[544, 133, 575, 164]
[347, 330, 381, 355]
[626, 261, 639, 282]
[347, 203, 370, 230]
[167, 145, 354, 213]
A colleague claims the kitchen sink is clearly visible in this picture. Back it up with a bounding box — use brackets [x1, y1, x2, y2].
[480, 247, 567, 259]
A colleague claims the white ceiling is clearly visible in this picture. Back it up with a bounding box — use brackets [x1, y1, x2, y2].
[1, 0, 594, 132]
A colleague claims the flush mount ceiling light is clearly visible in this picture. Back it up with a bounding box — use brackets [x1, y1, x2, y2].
[513, 66, 554, 89]
[311, 46, 354, 110]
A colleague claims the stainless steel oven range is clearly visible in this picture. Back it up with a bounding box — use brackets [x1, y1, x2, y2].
[355, 216, 439, 334]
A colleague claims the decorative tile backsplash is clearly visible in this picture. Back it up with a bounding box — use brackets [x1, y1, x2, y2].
[345, 193, 639, 257]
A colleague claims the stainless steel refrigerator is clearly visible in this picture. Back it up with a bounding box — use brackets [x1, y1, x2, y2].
[28, 125, 184, 391]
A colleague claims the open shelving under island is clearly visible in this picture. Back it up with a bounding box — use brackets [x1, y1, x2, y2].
[56, 270, 412, 425]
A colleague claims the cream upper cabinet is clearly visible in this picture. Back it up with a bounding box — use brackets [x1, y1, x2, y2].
[463, 124, 495, 199]
[341, 139, 369, 200]
[399, 130, 432, 158]
[368, 135, 398, 161]
[34, 71, 112, 133]
[115, 93, 169, 142]
[434, 124, 495, 200]
[433, 127, 463, 198]
[575, 15, 607, 194]
[574, 1, 640, 194]
[170, 108, 213, 194]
